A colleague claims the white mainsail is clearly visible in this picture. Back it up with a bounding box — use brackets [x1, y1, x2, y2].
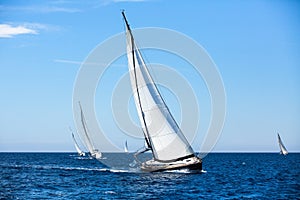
[123, 12, 195, 162]
[78, 102, 102, 159]
[124, 140, 129, 153]
[277, 133, 288, 155]
[70, 127, 85, 156]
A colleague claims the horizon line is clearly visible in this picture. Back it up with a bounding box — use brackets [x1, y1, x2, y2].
[0, 151, 299, 153]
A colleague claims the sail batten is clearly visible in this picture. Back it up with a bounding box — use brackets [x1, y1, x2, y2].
[123, 12, 194, 161]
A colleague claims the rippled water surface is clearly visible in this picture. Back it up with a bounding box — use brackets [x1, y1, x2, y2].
[1, 153, 299, 199]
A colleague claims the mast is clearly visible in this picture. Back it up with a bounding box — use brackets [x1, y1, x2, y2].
[122, 11, 152, 150]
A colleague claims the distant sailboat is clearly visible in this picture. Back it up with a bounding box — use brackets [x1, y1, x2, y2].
[69, 127, 85, 156]
[124, 140, 129, 153]
[277, 133, 288, 155]
[78, 102, 102, 159]
[122, 11, 202, 172]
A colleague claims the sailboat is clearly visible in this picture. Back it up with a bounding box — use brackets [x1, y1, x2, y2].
[277, 133, 288, 155]
[122, 11, 202, 172]
[69, 127, 85, 156]
[124, 140, 129, 153]
[78, 102, 102, 159]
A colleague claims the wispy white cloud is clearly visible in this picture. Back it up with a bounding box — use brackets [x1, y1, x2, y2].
[22, 22, 61, 32]
[54, 59, 85, 65]
[0, 23, 60, 38]
[0, 24, 37, 38]
[0, 5, 81, 13]
[38, 6, 81, 13]
[54, 59, 126, 67]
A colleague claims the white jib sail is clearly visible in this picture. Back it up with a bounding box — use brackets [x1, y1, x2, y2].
[277, 133, 288, 155]
[124, 18, 194, 162]
[71, 130, 85, 155]
[79, 102, 97, 155]
[124, 140, 129, 153]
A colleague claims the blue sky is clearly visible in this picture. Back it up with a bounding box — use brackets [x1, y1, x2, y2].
[0, 0, 299, 152]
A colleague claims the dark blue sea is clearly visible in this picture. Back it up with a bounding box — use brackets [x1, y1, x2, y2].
[1, 153, 299, 199]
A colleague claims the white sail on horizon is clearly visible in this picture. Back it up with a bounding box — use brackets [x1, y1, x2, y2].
[277, 133, 288, 155]
[70, 127, 85, 156]
[124, 15, 195, 162]
[124, 140, 129, 153]
[78, 102, 102, 159]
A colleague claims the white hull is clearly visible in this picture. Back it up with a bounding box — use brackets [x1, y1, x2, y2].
[141, 156, 202, 172]
[280, 149, 288, 155]
[91, 150, 102, 159]
[78, 152, 85, 157]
